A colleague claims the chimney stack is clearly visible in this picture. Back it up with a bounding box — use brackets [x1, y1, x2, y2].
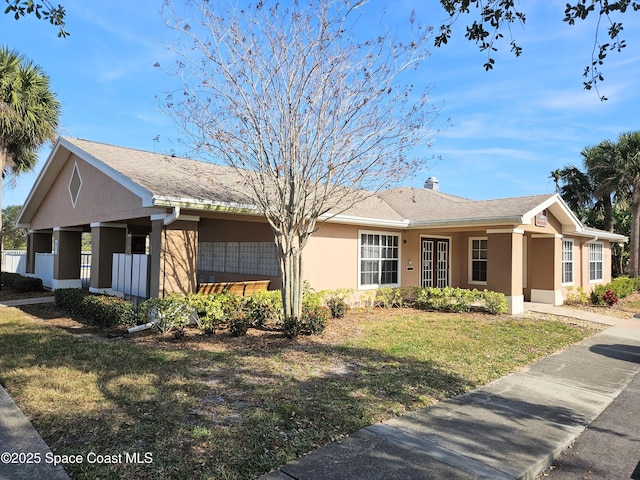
[424, 176, 439, 191]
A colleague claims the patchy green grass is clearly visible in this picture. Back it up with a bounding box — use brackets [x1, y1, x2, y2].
[0, 306, 604, 480]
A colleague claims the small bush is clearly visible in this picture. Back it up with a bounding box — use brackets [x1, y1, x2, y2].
[186, 293, 227, 333]
[139, 294, 194, 336]
[55, 289, 135, 328]
[81, 294, 136, 328]
[565, 286, 589, 305]
[326, 295, 347, 319]
[376, 287, 403, 308]
[302, 303, 330, 334]
[283, 316, 303, 339]
[601, 289, 619, 307]
[54, 288, 90, 314]
[609, 276, 640, 299]
[415, 287, 506, 315]
[225, 294, 249, 337]
[590, 284, 608, 305]
[2, 272, 43, 292]
[481, 290, 508, 315]
[244, 290, 283, 327]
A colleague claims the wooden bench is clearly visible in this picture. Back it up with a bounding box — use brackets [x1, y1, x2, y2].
[196, 280, 271, 296]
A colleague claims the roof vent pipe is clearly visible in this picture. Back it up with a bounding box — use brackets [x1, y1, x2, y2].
[424, 176, 439, 191]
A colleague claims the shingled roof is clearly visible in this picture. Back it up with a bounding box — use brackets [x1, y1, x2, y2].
[16, 137, 628, 242]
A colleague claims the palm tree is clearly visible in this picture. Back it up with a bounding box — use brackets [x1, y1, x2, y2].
[0, 47, 60, 279]
[616, 131, 640, 277]
[581, 141, 619, 232]
[552, 165, 594, 223]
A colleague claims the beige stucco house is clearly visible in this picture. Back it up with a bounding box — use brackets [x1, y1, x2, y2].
[17, 137, 627, 314]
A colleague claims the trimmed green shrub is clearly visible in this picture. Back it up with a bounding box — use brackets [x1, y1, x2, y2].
[414, 287, 506, 315]
[416, 287, 478, 312]
[55, 288, 135, 328]
[609, 276, 640, 299]
[283, 315, 303, 339]
[302, 303, 330, 334]
[244, 290, 283, 327]
[186, 292, 228, 333]
[2, 272, 43, 292]
[481, 290, 508, 315]
[376, 287, 404, 308]
[590, 284, 608, 305]
[80, 294, 136, 329]
[225, 294, 249, 337]
[54, 288, 90, 314]
[138, 294, 194, 335]
[565, 286, 589, 305]
[326, 295, 347, 319]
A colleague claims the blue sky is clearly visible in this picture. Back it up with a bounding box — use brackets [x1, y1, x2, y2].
[2, 0, 640, 207]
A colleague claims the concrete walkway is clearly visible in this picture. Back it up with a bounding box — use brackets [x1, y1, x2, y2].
[0, 296, 55, 308]
[258, 304, 640, 480]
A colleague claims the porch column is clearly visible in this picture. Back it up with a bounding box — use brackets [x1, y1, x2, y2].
[90, 223, 127, 294]
[149, 219, 163, 298]
[52, 227, 82, 289]
[486, 229, 524, 314]
[530, 234, 562, 306]
[26, 230, 52, 274]
[149, 215, 199, 298]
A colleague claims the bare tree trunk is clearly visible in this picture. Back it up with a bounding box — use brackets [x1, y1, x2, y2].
[276, 233, 304, 321]
[602, 193, 614, 232]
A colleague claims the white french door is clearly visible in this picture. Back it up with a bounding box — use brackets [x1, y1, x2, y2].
[421, 238, 449, 288]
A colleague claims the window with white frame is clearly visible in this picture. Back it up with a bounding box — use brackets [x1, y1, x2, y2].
[469, 237, 488, 284]
[359, 232, 400, 287]
[562, 239, 574, 285]
[589, 242, 604, 282]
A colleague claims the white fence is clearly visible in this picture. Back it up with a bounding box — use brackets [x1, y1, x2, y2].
[112, 253, 149, 297]
[35, 253, 55, 289]
[2, 250, 27, 276]
[2, 251, 90, 290]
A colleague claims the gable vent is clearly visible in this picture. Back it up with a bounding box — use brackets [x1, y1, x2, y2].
[68, 162, 82, 208]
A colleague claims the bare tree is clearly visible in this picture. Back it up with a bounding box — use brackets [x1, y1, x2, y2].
[161, 0, 436, 323]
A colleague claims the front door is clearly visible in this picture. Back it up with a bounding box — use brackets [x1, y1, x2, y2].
[421, 238, 449, 288]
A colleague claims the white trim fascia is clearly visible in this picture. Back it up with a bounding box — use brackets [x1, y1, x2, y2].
[53, 227, 84, 232]
[407, 216, 523, 229]
[571, 228, 628, 243]
[90, 222, 128, 228]
[522, 194, 582, 229]
[486, 228, 525, 234]
[324, 213, 410, 228]
[531, 233, 562, 239]
[152, 195, 260, 214]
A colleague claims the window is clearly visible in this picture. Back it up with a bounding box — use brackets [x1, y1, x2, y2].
[562, 239, 574, 285]
[359, 232, 400, 287]
[469, 238, 487, 284]
[589, 242, 604, 282]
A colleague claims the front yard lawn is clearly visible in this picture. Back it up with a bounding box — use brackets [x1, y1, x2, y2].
[0, 304, 606, 479]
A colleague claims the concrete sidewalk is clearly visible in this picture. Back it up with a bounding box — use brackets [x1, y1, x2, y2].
[258, 307, 640, 480]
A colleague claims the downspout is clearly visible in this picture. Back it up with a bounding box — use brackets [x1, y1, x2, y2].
[163, 206, 181, 226]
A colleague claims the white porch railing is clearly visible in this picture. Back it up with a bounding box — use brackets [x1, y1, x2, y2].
[112, 253, 149, 297]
